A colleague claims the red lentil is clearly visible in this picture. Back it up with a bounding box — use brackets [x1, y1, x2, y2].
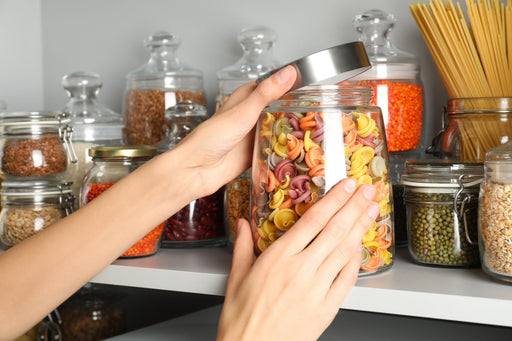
[84, 182, 164, 257]
[357, 80, 423, 152]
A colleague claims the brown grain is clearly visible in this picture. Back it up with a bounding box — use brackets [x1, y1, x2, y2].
[2, 207, 63, 245]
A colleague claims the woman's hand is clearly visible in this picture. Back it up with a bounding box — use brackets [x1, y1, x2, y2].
[217, 178, 380, 341]
[177, 66, 297, 197]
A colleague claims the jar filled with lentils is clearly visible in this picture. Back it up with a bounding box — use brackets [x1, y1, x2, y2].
[478, 142, 512, 283]
[123, 31, 206, 146]
[157, 102, 226, 247]
[0, 111, 76, 180]
[402, 160, 483, 267]
[0, 181, 74, 248]
[81, 146, 164, 258]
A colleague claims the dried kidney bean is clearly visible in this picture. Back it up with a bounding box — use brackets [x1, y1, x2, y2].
[123, 89, 206, 146]
[163, 189, 225, 243]
[2, 136, 67, 177]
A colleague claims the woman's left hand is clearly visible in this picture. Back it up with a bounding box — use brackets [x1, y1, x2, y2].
[178, 66, 297, 197]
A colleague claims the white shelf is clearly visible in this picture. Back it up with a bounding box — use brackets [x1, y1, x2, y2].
[91, 247, 512, 328]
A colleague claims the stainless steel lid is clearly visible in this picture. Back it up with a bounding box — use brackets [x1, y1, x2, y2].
[256, 41, 371, 91]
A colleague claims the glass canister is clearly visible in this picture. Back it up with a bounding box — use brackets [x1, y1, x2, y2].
[478, 142, 512, 282]
[123, 31, 207, 146]
[351, 9, 424, 153]
[62, 71, 124, 210]
[252, 84, 394, 275]
[157, 102, 226, 247]
[59, 283, 125, 340]
[81, 146, 164, 258]
[215, 25, 280, 110]
[0, 181, 74, 248]
[402, 160, 483, 267]
[441, 98, 512, 161]
[0, 111, 76, 180]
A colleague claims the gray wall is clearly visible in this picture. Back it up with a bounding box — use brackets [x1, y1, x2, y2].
[39, 0, 448, 146]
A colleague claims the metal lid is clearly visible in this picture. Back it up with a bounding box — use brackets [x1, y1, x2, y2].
[256, 41, 371, 91]
[89, 145, 157, 158]
[401, 159, 484, 188]
[0, 111, 70, 126]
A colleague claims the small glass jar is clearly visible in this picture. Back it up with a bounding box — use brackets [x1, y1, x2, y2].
[81, 146, 164, 258]
[216, 25, 280, 110]
[478, 142, 512, 282]
[123, 31, 207, 146]
[0, 181, 74, 248]
[62, 71, 124, 210]
[0, 111, 76, 180]
[252, 84, 394, 275]
[59, 283, 125, 340]
[402, 160, 483, 267]
[441, 98, 512, 161]
[224, 170, 251, 243]
[350, 9, 424, 153]
[157, 102, 226, 247]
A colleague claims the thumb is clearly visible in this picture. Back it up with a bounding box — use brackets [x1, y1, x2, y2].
[226, 219, 255, 294]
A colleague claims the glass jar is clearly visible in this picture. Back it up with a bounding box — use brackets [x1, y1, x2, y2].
[0, 111, 76, 180]
[478, 142, 512, 282]
[123, 31, 207, 146]
[441, 97, 512, 161]
[62, 71, 124, 210]
[350, 9, 424, 153]
[225, 170, 251, 243]
[81, 146, 164, 258]
[0, 181, 74, 248]
[59, 283, 125, 340]
[402, 160, 483, 267]
[216, 25, 280, 110]
[252, 84, 394, 275]
[157, 102, 226, 247]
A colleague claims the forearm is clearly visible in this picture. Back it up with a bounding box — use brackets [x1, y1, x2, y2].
[0, 144, 199, 339]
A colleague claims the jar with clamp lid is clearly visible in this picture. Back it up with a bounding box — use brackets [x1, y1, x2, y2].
[478, 141, 512, 282]
[252, 84, 394, 275]
[402, 160, 483, 267]
[123, 31, 207, 146]
[0, 111, 77, 180]
[0, 181, 74, 248]
[81, 146, 164, 258]
[61, 71, 124, 210]
[157, 102, 226, 247]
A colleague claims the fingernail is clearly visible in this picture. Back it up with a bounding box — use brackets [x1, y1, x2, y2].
[363, 185, 376, 200]
[275, 66, 293, 84]
[344, 178, 357, 193]
[357, 243, 362, 252]
[367, 202, 380, 219]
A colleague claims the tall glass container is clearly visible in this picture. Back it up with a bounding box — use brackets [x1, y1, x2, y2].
[62, 71, 124, 210]
[479, 142, 512, 282]
[252, 84, 394, 275]
[216, 25, 280, 243]
[351, 9, 425, 247]
[123, 31, 206, 146]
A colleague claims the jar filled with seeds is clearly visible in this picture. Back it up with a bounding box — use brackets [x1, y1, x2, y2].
[81, 146, 164, 258]
[123, 31, 207, 146]
[252, 84, 394, 276]
[0, 111, 77, 180]
[62, 71, 124, 211]
[478, 141, 512, 282]
[157, 102, 226, 247]
[0, 181, 74, 248]
[402, 160, 483, 267]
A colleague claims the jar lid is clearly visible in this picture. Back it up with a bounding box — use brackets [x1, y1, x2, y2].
[401, 159, 483, 188]
[485, 141, 512, 161]
[0, 181, 72, 195]
[0, 111, 70, 126]
[89, 145, 157, 158]
[256, 41, 371, 91]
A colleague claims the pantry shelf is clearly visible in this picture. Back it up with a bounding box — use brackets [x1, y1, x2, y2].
[90, 247, 512, 327]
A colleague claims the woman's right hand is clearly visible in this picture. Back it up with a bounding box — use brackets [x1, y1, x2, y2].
[217, 178, 380, 341]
